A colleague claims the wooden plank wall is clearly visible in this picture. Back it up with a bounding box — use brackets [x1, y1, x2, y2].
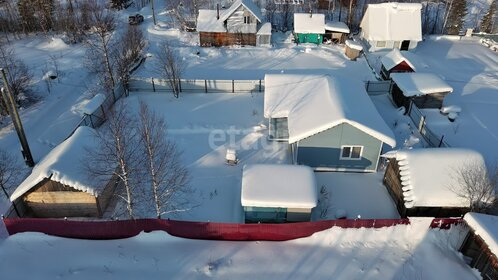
[25, 191, 99, 218]
[200, 32, 256, 47]
[383, 159, 407, 217]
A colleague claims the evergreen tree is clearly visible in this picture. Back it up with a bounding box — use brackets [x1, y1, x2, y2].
[445, 0, 468, 35]
[480, 0, 497, 33]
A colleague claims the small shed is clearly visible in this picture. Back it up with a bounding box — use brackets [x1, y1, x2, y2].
[345, 40, 363, 60]
[10, 126, 118, 218]
[382, 148, 485, 218]
[360, 3, 422, 52]
[324, 21, 350, 43]
[390, 73, 453, 110]
[241, 164, 317, 223]
[264, 74, 396, 172]
[461, 213, 498, 279]
[380, 49, 416, 80]
[256, 22, 272, 46]
[293, 13, 325, 44]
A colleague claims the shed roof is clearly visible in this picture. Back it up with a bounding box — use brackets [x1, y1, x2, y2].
[360, 2, 422, 42]
[382, 148, 485, 209]
[391, 73, 453, 97]
[324, 21, 350, 33]
[381, 49, 416, 71]
[294, 13, 325, 34]
[345, 40, 363, 51]
[196, 10, 226, 32]
[10, 126, 111, 201]
[241, 164, 317, 208]
[220, 0, 263, 23]
[464, 213, 498, 257]
[264, 74, 396, 146]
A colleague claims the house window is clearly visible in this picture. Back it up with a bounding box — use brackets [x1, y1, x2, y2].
[340, 146, 363, 160]
[376, 41, 386, 48]
[244, 16, 251, 24]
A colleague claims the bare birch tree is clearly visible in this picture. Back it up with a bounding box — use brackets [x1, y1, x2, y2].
[115, 25, 146, 84]
[450, 161, 497, 213]
[86, 103, 141, 219]
[156, 42, 185, 98]
[137, 102, 190, 218]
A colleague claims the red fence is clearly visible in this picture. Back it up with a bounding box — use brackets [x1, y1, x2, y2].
[3, 218, 462, 241]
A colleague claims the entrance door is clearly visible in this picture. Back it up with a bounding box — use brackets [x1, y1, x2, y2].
[400, 40, 410, 50]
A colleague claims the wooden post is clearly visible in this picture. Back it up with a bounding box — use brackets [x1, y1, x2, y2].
[366, 81, 370, 92]
[232, 80, 235, 93]
[259, 80, 262, 92]
[178, 79, 182, 92]
[204, 80, 208, 93]
[100, 105, 106, 121]
[89, 114, 95, 128]
[152, 78, 156, 92]
[438, 135, 445, 147]
[418, 115, 426, 133]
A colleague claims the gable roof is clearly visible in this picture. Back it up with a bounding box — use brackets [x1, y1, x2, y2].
[464, 213, 498, 257]
[196, 10, 226, 32]
[381, 49, 416, 71]
[220, 0, 263, 22]
[264, 74, 396, 146]
[360, 2, 422, 41]
[391, 73, 453, 97]
[382, 148, 486, 209]
[324, 21, 350, 33]
[10, 126, 111, 202]
[294, 13, 325, 34]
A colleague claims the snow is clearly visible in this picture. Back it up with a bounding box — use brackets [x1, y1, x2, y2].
[381, 49, 416, 71]
[196, 10, 226, 33]
[10, 126, 109, 202]
[360, 3, 422, 42]
[82, 94, 106, 115]
[464, 212, 498, 257]
[264, 74, 396, 147]
[382, 148, 485, 209]
[220, 0, 263, 23]
[0, 219, 479, 279]
[345, 40, 363, 51]
[324, 21, 350, 33]
[257, 23, 272, 35]
[293, 13, 325, 34]
[241, 164, 317, 208]
[391, 73, 454, 97]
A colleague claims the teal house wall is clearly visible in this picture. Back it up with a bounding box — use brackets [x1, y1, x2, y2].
[295, 33, 323, 44]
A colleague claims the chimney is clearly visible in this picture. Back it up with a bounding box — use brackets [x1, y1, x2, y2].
[217, 4, 220, 20]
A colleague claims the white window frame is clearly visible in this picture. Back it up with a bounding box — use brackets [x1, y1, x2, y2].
[340, 145, 363, 160]
[376, 41, 386, 48]
[393, 41, 401, 49]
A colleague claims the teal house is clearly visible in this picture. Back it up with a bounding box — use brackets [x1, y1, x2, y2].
[264, 74, 396, 172]
[294, 13, 325, 44]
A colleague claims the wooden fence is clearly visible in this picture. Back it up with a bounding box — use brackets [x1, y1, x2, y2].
[407, 102, 450, 148]
[365, 80, 393, 95]
[128, 77, 264, 93]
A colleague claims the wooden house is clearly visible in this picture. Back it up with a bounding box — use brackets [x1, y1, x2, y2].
[196, 0, 270, 47]
[382, 148, 485, 218]
[10, 126, 118, 218]
[293, 13, 325, 44]
[461, 213, 498, 280]
[360, 3, 422, 52]
[324, 21, 350, 44]
[241, 164, 317, 223]
[380, 49, 416, 80]
[264, 74, 396, 172]
[345, 40, 363, 60]
[390, 73, 453, 110]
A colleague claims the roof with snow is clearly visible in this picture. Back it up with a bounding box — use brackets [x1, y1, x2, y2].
[220, 0, 263, 23]
[324, 21, 350, 33]
[196, 10, 226, 32]
[382, 148, 486, 209]
[10, 126, 111, 202]
[464, 213, 498, 257]
[381, 49, 416, 71]
[345, 40, 363, 51]
[294, 13, 325, 34]
[391, 73, 453, 97]
[360, 2, 422, 42]
[264, 74, 396, 146]
[241, 164, 317, 208]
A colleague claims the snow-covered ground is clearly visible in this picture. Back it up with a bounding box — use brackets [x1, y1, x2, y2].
[0, 219, 479, 280]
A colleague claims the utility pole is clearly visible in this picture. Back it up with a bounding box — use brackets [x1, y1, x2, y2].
[0, 68, 35, 167]
[151, 0, 157, 25]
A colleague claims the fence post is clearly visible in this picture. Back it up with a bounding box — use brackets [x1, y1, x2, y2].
[152, 78, 156, 92]
[100, 104, 106, 121]
[179, 79, 182, 92]
[232, 80, 235, 93]
[259, 80, 262, 92]
[366, 81, 370, 92]
[418, 115, 426, 133]
[204, 80, 208, 93]
[89, 114, 95, 128]
[438, 135, 445, 147]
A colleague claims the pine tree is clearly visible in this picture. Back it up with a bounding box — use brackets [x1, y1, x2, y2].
[480, 0, 497, 33]
[445, 0, 468, 35]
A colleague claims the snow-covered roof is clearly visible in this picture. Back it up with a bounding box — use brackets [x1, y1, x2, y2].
[10, 126, 111, 201]
[257, 22, 272, 35]
[381, 49, 416, 71]
[345, 40, 363, 51]
[391, 73, 453, 97]
[382, 148, 485, 209]
[196, 10, 226, 32]
[241, 164, 317, 208]
[464, 213, 498, 257]
[264, 74, 396, 147]
[82, 94, 106, 115]
[294, 13, 325, 34]
[220, 0, 263, 23]
[324, 21, 350, 33]
[360, 3, 422, 42]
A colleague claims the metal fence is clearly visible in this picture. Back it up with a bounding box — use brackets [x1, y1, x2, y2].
[128, 77, 264, 93]
[407, 102, 450, 148]
[365, 80, 393, 95]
